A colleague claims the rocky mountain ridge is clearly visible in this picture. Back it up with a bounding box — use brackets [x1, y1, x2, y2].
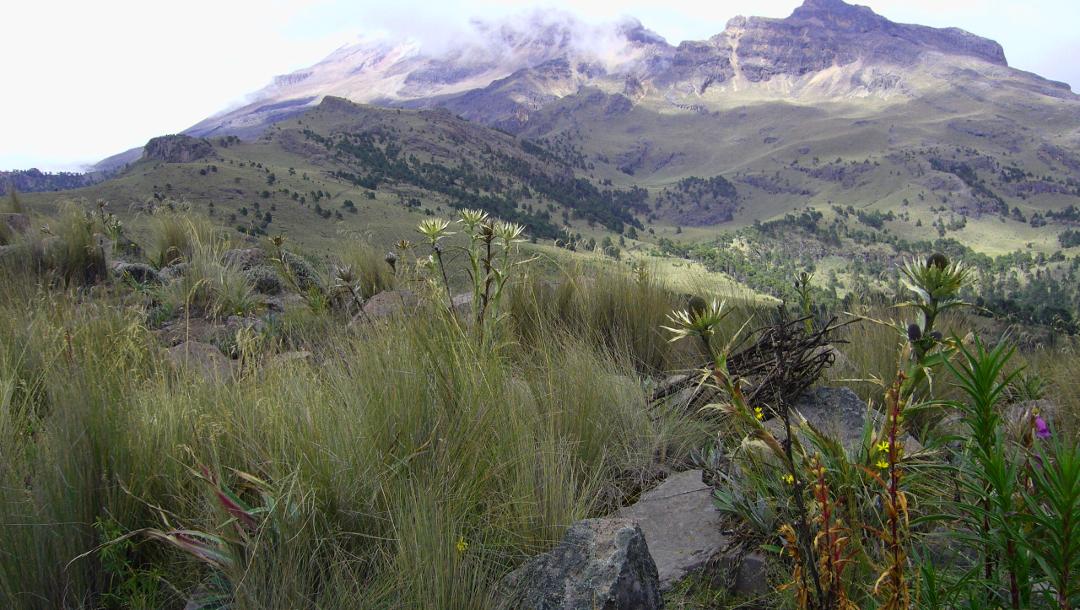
[180, 0, 1070, 144]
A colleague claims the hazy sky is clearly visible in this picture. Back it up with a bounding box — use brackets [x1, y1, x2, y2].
[3, 0, 1078, 172]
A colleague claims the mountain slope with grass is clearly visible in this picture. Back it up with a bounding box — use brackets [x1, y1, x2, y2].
[71, 0, 1080, 260]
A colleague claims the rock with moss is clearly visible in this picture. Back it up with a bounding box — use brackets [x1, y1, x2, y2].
[112, 261, 163, 285]
[244, 265, 283, 295]
[280, 251, 323, 292]
[159, 262, 190, 282]
[222, 248, 268, 271]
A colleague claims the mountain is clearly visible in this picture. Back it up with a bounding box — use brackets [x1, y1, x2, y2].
[51, 0, 1080, 260]
[189, 0, 1072, 139]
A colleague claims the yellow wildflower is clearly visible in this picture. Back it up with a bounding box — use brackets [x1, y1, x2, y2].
[783, 473, 795, 485]
[876, 459, 890, 470]
[754, 407, 765, 421]
[876, 440, 890, 453]
[456, 536, 468, 554]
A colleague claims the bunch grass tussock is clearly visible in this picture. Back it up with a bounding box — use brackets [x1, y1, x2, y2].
[0, 264, 711, 609]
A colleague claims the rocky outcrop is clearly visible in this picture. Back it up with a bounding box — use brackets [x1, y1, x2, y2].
[499, 518, 662, 610]
[722, 0, 1005, 84]
[143, 134, 215, 163]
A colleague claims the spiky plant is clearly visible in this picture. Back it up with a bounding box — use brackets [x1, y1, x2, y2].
[662, 298, 730, 355]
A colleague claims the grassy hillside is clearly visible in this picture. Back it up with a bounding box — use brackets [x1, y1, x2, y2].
[1, 203, 1077, 608]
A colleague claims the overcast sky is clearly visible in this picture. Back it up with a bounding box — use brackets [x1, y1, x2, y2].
[2, 0, 1078, 172]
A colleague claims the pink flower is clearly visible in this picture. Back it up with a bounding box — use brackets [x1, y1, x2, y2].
[1034, 415, 1051, 440]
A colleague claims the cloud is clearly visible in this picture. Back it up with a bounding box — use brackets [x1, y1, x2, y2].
[2, 0, 1077, 170]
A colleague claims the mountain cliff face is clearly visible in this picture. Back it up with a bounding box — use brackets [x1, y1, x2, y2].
[185, 0, 1070, 141]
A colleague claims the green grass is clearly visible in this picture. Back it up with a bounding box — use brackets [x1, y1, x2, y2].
[0, 257, 718, 609]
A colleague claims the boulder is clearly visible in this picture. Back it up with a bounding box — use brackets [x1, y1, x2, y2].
[165, 341, 233, 380]
[112, 262, 163, 285]
[244, 265, 283, 295]
[222, 248, 268, 271]
[160, 262, 190, 281]
[499, 518, 662, 610]
[616, 469, 729, 589]
[280, 251, 322, 291]
[1, 213, 30, 235]
[225, 315, 266, 336]
[359, 290, 418, 320]
[765, 386, 922, 455]
[731, 551, 769, 598]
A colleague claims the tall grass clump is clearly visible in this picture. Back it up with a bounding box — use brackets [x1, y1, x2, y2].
[4, 185, 25, 213]
[148, 210, 215, 268]
[155, 221, 257, 319]
[336, 240, 396, 299]
[0, 261, 709, 608]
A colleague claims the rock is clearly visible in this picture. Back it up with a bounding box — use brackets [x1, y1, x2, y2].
[112, 262, 163, 285]
[244, 265, 283, 295]
[225, 315, 265, 336]
[143, 134, 215, 163]
[731, 552, 769, 598]
[765, 386, 922, 455]
[1, 213, 30, 235]
[165, 341, 233, 380]
[790, 386, 868, 449]
[499, 518, 662, 610]
[160, 262, 190, 281]
[262, 293, 306, 313]
[280, 251, 322, 291]
[222, 248, 268, 271]
[154, 318, 220, 347]
[358, 289, 418, 320]
[616, 470, 728, 589]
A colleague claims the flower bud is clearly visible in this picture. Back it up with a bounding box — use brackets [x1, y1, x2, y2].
[907, 323, 922, 342]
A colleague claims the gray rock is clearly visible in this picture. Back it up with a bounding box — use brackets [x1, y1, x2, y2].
[732, 552, 769, 598]
[500, 518, 662, 610]
[244, 265, 283, 295]
[765, 386, 922, 454]
[160, 262, 190, 281]
[112, 262, 163, 285]
[280, 251, 322, 291]
[360, 289, 418, 319]
[165, 341, 233, 380]
[790, 386, 869, 449]
[616, 470, 728, 589]
[222, 248, 268, 271]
